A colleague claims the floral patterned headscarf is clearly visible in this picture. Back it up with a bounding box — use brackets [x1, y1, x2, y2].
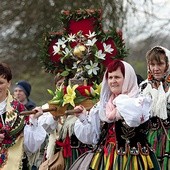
[143, 46, 170, 120]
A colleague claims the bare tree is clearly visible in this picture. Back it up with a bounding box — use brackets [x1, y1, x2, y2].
[1, 0, 170, 104]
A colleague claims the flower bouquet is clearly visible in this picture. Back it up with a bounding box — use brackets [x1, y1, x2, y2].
[47, 82, 101, 116]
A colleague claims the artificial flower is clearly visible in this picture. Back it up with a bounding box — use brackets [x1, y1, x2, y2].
[67, 33, 76, 42]
[103, 43, 114, 54]
[85, 89, 90, 96]
[40, 10, 128, 78]
[85, 60, 100, 75]
[53, 45, 60, 55]
[55, 37, 67, 48]
[86, 31, 96, 38]
[89, 87, 96, 97]
[85, 37, 97, 46]
[50, 31, 116, 83]
[63, 48, 72, 57]
[94, 83, 102, 95]
[48, 83, 101, 108]
[63, 85, 78, 107]
[95, 50, 106, 60]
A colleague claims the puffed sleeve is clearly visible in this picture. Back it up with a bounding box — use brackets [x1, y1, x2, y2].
[114, 94, 151, 127]
[24, 103, 58, 153]
[38, 103, 58, 133]
[74, 104, 101, 145]
[24, 117, 47, 153]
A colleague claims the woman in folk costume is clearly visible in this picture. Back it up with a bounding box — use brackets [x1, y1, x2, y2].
[74, 59, 160, 169]
[31, 73, 90, 170]
[140, 46, 170, 169]
[41, 74, 91, 170]
[0, 62, 55, 170]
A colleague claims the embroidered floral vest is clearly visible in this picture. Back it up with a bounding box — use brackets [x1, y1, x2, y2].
[0, 92, 26, 169]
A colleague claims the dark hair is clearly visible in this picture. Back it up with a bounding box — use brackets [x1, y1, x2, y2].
[0, 62, 12, 82]
[106, 59, 125, 79]
[146, 47, 169, 71]
[136, 74, 144, 85]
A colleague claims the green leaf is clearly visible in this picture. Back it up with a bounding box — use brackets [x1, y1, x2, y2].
[61, 70, 69, 76]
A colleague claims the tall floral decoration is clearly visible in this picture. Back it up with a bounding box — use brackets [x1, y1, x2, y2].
[40, 9, 128, 85]
[40, 9, 128, 113]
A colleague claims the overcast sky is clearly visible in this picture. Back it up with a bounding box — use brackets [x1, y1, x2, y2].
[124, 0, 170, 43]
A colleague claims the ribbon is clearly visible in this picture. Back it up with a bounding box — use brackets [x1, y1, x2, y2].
[56, 133, 72, 158]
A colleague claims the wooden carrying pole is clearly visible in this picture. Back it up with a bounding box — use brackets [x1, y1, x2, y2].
[19, 107, 91, 117]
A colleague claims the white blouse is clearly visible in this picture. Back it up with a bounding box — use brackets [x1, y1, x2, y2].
[24, 103, 57, 153]
[74, 103, 101, 145]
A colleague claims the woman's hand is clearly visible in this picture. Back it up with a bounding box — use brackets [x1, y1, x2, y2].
[0, 133, 5, 143]
[30, 107, 43, 119]
[74, 105, 86, 117]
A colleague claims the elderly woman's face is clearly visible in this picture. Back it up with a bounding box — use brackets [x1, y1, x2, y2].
[149, 56, 167, 81]
[107, 67, 124, 95]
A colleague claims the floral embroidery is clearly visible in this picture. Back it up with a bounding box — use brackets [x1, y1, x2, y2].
[0, 99, 26, 167]
[166, 74, 170, 83]
[0, 124, 13, 148]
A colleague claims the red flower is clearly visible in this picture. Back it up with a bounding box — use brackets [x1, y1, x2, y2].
[70, 41, 78, 49]
[76, 85, 91, 97]
[96, 38, 118, 67]
[48, 39, 62, 63]
[63, 85, 92, 97]
[67, 17, 99, 35]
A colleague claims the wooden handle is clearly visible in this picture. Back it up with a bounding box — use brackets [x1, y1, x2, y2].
[65, 107, 91, 114]
[20, 106, 92, 116]
[20, 108, 57, 116]
[65, 109, 82, 114]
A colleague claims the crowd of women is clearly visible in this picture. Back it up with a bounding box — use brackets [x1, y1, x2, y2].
[0, 46, 169, 170]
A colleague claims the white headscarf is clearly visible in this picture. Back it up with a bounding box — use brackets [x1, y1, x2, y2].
[143, 46, 170, 120]
[157, 46, 170, 74]
[99, 60, 139, 122]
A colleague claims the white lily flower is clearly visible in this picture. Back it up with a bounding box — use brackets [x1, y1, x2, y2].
[85, 31, 96, 38]
[53, 45, 60, 55]
[55, 37, 67, 49]
[85, 37, 97, 46]
[85, 60, 100, 75]
[95, 50, 106, 60]
[68, 33, 76, 42]
[63, 48, 71, 56]
[103, 43, 114, 54]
